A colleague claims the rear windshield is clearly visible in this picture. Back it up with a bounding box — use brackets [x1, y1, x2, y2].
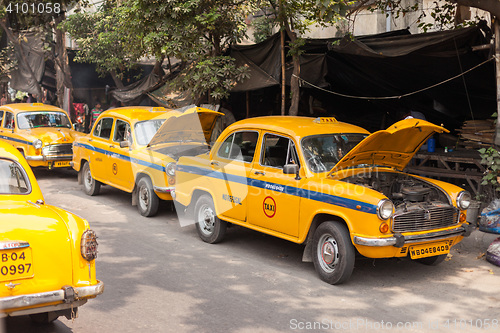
[0, 159, 31, 194]
[17, 111, 72, 129]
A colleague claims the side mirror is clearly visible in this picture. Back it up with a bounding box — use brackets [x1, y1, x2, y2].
[283, 164, 299, 175]
[119, 140, 130, 148]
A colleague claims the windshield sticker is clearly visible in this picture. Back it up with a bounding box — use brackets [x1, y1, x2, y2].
[263, 196, 276, 218]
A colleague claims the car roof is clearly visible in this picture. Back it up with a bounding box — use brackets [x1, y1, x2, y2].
[226, 116, 370, 138]
[0, 103, 66, 113]
[100, 106, 177, 124]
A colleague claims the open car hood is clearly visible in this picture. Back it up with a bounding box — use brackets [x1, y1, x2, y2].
[148, 107, 223, 146]
[328, 118, 449, 176]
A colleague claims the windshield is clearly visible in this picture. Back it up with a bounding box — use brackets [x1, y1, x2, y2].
[301, 133, 368, 173]
[17, 111, 72, 129]
[134, 119, 165, 146]
[0, 159, 31, 194]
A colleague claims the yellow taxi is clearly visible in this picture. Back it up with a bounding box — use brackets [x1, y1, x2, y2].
[72, 106, 222, 217]
[173, 116, 473, 284]
[0, 140, 103, 323]
[0, 103, 82, 169]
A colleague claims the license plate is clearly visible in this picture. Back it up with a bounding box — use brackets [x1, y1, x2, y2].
[409, 241, 451, 259]
[0, 248, 34, 282]
[53, 161, 70, 167]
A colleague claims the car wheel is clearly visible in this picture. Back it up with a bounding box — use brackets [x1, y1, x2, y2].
[312, 221, 355, 285]
[137, 177, 159, 217]
[30, 312, 58, 324]
[415, 254, 447, 266]
[194, 194, 227, 244]
[82, 162, 100, 196]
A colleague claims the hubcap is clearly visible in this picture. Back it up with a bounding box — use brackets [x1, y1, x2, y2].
[198, 204, 215, 235]
[318, 234, 339, 273]
[84, 169, 92, 189]
[139, 185, 149, 209]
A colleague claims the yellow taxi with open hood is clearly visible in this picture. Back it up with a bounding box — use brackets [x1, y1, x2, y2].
[173, 116, 473, 284]
[72, 106, 222, 217]
[0, 140, 103, 323]
[0, 103, 82, 169]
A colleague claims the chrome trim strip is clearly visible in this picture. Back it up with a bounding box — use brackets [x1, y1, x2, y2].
[25, 155, 72, 161]
[0, 241, 29, 250]
[153, 186, 174, 193]
[0, 281, 104, 312]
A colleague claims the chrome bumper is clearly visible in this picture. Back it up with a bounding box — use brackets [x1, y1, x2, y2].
[153, 186, 175, 194]
[353, 225, 472, 248]
[0, 281, 104, 317]
[25, 154, 72, 162]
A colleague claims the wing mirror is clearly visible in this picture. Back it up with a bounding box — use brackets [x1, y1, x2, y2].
[283, 164, 301, 180]
[119, 141, 130, 148]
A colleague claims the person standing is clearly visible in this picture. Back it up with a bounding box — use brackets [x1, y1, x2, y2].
[0, 93, 7, 105]
[90, 102, 103, 129]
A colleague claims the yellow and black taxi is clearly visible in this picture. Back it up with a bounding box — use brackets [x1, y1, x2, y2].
[72, 106, 221, 217]
[0, 103, 81, 169]
[0, 140, 103, 323]
[173, 116, 473, 284]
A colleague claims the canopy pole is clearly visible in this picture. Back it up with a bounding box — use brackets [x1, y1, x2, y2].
[495, 19, 500, 146]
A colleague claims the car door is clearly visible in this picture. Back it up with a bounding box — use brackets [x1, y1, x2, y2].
[0, 112, 15, 143]
[210, 130, 259, 222]
[107, 118, 134, 191]
[247, 132, 301, 237]
[90, 117, 114, 182]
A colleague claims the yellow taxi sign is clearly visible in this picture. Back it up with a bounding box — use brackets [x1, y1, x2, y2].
[31, 103, 44, 106]
[313, 117, 337, 124]
[151, 107, 166, 112]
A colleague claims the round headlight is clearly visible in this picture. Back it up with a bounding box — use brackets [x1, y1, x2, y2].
[33, 139, 43, 150]
[377, 199, 394, 220]
[81, 229, 98, 261]
[457, 191, 471, 210]
[165, 162, 176, 177]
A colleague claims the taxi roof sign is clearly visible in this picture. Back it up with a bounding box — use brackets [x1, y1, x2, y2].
[313, 117, 338, 124]
[32, 103, 44, 106]
[151, 107, 166, 112]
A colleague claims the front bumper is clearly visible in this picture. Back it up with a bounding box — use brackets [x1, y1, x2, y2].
[0, 280, 104, 318]
[353, 224, 473, 248]
[25, 154, 72, 162]
[153, 186, 175, 194]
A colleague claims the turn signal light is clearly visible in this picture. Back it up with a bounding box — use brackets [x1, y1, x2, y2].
[379, 222, 389, 233]
[460, 213, 466, 223]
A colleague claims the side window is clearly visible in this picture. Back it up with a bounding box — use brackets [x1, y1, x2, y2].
[93, 117, 114, 139]
[261, 133, 299, 168]
[3, 112, 14, 129]
[113, 119, 131, 143]
[0, 111, 3, 127]
[217, 131, 258, 162]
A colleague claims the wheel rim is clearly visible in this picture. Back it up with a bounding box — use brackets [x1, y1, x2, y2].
[138, 184, 149, 211]
[197, 203, 215, 236]
[317, 234, 339, 273]
[84, 167, 93, 191]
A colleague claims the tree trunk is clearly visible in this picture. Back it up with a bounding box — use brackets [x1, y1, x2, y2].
[285, 27, 300, 116]
[54, 14, 73, 111]
[110, 70, 125, 89]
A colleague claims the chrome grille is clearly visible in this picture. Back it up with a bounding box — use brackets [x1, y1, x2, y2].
[393, 205, 459, 233]
[42, 143, 73, 156]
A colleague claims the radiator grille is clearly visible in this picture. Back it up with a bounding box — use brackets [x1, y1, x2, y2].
[42, 143, 73, 155]
[393, 205, 459, 233]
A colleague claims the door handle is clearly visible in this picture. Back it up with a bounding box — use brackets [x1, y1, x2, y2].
[211, 161, 219, 166]
[254, 171, 265, 176]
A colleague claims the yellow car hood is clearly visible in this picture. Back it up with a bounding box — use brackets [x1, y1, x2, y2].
[148, 107, 223, 146]
[329, 118, 448, 175]
[26, 127, 79, 144]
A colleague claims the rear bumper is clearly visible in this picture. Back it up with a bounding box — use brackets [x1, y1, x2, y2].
[0, 280, 104, 318]
[353, 224, 473, 248]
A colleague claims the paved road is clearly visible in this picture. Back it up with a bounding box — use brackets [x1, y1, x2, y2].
[2, 168, 500, 332]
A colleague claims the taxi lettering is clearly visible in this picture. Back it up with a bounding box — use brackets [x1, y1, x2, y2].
[222, 194, 241, 205]
[263, 196, 276, 218]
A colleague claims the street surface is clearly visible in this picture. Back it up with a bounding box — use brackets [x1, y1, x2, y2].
[1, 168, 500, 333]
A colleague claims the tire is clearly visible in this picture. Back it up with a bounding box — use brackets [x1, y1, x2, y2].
[312, 221, 355, 285]
[82, 161, 100, 196]
[137, 177, 159, 217]
[415, 254, 447, 266]
[194, 194, 227, 244]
